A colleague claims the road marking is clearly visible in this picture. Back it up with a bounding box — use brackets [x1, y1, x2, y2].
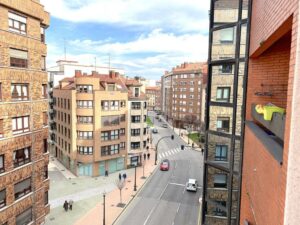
[169, 182, 185, 187]
[159, 182, 169, 199]
[177, 203, 181, 213]
[143, 204, 156, 225]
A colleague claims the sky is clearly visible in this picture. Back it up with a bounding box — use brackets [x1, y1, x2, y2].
[41, 0, 210, 80]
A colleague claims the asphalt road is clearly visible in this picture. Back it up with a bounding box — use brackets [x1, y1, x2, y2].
[115, 111, 204, 225]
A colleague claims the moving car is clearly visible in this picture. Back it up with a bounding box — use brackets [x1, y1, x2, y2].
[160, 159, 170, 171]
[152, 128, 158, 133]
[186, 179, 198, 192]
[161, 123, 168, 128]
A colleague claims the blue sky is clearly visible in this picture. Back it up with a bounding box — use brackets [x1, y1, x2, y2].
[41, 0, 210, 80]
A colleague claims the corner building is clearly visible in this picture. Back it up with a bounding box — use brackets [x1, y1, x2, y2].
[0, 1, 50, 224]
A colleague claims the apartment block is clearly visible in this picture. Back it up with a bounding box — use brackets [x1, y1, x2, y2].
[145, 86, 161, 111]
[0, 1, 50, 224]
[161, 62, 207, 130]
[125, 78, 148, 166]
[240, 0, 300, 225]
[202, 0, 250, 224]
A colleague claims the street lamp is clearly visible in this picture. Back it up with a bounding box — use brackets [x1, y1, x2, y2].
[133, 165, 137, 191]
[187, 126, 192, 145]
[102, 191, 106, 225]
[154, 135, 174, 165]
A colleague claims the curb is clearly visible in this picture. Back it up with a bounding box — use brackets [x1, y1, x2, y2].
[112, 164, 159, 225]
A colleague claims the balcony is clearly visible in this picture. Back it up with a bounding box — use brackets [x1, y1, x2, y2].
[251, 104, 285, 141]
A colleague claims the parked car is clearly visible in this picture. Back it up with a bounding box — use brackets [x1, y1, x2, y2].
[152, 128, 158, 133]
[186, 179, 198, 192]
[160, 159, 170, 171]
[161, 123, 168, 128]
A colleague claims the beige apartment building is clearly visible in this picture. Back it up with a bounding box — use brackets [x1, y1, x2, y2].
[145, 86, 161, 111]
[125, 78, 148, 166]
[0, 1, 50, 224]
[161, 62, 207, 130]
[52, 70, 128, 177]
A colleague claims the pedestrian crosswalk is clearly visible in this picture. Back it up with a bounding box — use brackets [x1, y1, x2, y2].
[158, 147, 182, 159]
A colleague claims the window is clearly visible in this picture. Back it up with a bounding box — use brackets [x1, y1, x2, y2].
[131, 116, 140, 123]
[11, 83, 29, 100]
[131, 142, 140, 149]
[101, 131, 109, 141]
[216, 87, 230, 102]
[131, 129, 140, 136]
[134, 88, 139, 97]
[0, 119, 3, 138]
[42, 84, 47, 98]
[44, 191, 48, 205]
[77, 131, 93, 139]
[77, 116, 93, 124]
[221, 64, 233, 74]
[13, 147, 31, 168]
[111, 130, 119, 140]
[120, 142, 125, 150]
[8, 12, 27, 35]
[144, 102, 147, 109]
[16, 207, 32, 225]
[214, 174, 227, 188]
[43, 112, 48, 126]
[41, 56, 46, 71]
[77, 146, 93, 155]
[76, 100, 93, 108]
[120, 128, 125, 136]
[42, 165, 48, 180]
[101, 101, 109, 110]
[220, 27, 234, 43]
[143, 128, 147, 135]
[10, 48, 28, 68]
[0, 189, 5, 209]
[120, 114, 126, 122]
[107, 84, 115, 91]
[41, 26, 45, 43]
[217, 117, 230, 132]
[43, 139, 48, 153]
[101, 115, 120, 127]
[68, 99, 70, 109]
[0, 155, 4, 173]
[76, 85, 93, 93]
[101, 145, 119, 156]
[215, 145, 228, 161]
[12, 116, 29, 134]
[14, 177, 31, 200]
[0, 83, 2, 101]
[131, 102, 141, 109]
[110, 101, 119, 110]
[214, 201, 227, 217]
[120, 101, 126, 107]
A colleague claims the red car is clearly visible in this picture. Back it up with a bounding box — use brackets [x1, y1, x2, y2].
[160, 159, 170, 171]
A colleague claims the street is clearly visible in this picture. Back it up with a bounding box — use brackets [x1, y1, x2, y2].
[115, 112, 204, 225]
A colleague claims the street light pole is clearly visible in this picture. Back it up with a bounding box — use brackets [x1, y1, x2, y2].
[134, 166, 137, 191]
[102, 192, 106, 225]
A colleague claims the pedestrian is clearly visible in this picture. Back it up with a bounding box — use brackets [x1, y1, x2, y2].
[119, 173, 122, 180]
[105, 170, 108, 177]
[192, 143, 194, 148]
[144, 153, 146, 160]
[69, 199, 73, 210]
[201, 148, 204, 155]
[63, 200, 68, 212]
[123, 173, 127, 180]
[147, 152, 150, 159]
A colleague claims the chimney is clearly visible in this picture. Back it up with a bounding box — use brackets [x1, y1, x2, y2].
[75, 70, 82, 77]
[184, 62, 188, 68]
[92, 70, 97, 76]
[115, 72, 119, 78]
[109, 70, 116, 79]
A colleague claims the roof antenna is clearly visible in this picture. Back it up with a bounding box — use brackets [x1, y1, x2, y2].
[64, 38, 67, 60]
[94, 57, 97, 71]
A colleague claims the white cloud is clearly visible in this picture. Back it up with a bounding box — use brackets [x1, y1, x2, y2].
[40, 0, 209, 32]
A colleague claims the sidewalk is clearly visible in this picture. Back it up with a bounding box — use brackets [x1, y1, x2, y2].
[74, 149, 157, 225]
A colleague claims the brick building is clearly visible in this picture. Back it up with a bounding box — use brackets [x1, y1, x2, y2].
[0, 0, 50, 224]
[240, 0, 300, 225]
[161, 62, 207, 130]
[145, 86, 161, 111]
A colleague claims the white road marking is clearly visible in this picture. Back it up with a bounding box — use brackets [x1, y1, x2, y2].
[169, 182, 186, 187]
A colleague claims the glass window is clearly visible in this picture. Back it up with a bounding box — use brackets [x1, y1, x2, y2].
[110, 101, 119, 110]
[8, 12, 27, 35]
[101, 101, 109, 110]
[16, 207, 32, 225]
[10, 48, 28, 68]
[214, 174, 227, 188]
[0, 189, 6, 209]
[131, 142, 140, 149]
[41, 26, 45, 42]
[11, 83, 29, 100]
[13, 147, 31, 168]
[131, 102, 141, 109]
[14, 177, 31, 200]
[216, 87, 231, 102]
[101, 131, 109, 141]
[12, 116, 29, 134]
[217, 117, 230, 132]
[77, 146, 93, 155]
[0, 154, 4, 173]
[215, 145, 228, 161]
[214, 201, 227, 217]
[41, 56, 46, 71]
[0, 119, 3, 138]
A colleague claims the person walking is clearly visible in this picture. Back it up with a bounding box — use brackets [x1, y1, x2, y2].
[63, 200, 68, 212]
[144, 153, 146, 160]
[119, 173, 122, 180]
[123, 173, 127, 180]
[147, 152, 150, 160]
[69, 199, 73, 210]
[105, 170, 108, 177]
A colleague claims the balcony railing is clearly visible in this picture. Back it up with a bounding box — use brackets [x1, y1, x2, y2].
[251, 104, 285, 141]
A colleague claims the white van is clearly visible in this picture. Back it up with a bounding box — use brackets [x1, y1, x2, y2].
[186, 179, 198, 192]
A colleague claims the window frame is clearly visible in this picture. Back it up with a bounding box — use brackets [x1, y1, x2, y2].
[8, 12, 27, 35]
[12, 116, 30, 134]
[14, 177, 31, 200]
[215, 145, 228, 161]
[216, 117, 230, 132]
[13, 147, 31, 168]
[10, 48, 28, 68]
[11, 83, 29, 101]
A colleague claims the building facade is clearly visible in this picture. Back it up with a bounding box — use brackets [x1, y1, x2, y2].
[145, 86, 161, 111]
[240, 1, 300, 225]
[0, 1, 50, 224]
[202, 0, 251, 224]
[52, 70, 128, 177]
[125, 78, 148, 166]
[161, 62, 207, 130]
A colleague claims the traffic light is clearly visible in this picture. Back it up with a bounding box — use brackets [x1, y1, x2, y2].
[181, 145, 184, 150]
[171, 135, 174, 140]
